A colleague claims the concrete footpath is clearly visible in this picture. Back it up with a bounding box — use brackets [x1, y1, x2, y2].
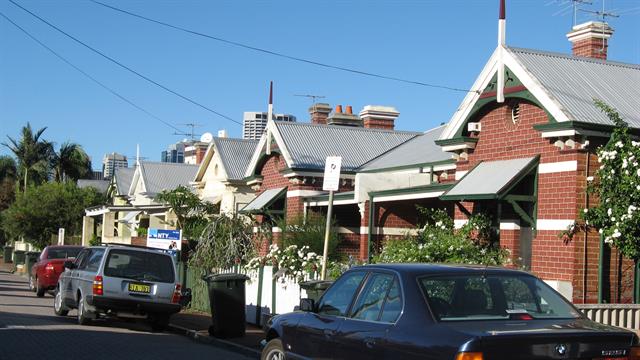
[0, 256, 263, 359]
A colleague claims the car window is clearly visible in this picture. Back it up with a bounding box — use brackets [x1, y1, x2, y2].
[103, 249, 175, 283]
[85, 249, 105, 272]
[380, 279, 402, 323]
[317, 271, 366, 317]
[420, 275, 582, 321]
[350, 273, 394, 321]
[47, 247, 82, 260]
[74, 249, 90, 268]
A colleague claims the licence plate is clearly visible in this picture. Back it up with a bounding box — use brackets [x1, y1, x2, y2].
[128, 283, 151, 294]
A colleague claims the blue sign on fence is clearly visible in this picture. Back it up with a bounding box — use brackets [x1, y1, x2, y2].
[147, 228, 182, 250]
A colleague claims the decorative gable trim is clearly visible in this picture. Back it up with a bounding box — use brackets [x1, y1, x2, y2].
[244, 121, 294, 178]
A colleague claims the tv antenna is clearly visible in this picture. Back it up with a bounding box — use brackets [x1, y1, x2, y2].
[295, 94, 326, 105]
[570, 0, 593, 26]
[173, 122, 203, 141]
[579, 0, 620, 51]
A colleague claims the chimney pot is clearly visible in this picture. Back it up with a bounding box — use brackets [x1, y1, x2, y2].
[335, 105, 343, 114]
[346, 105, 353, 114]
[566, 21, 613, 60]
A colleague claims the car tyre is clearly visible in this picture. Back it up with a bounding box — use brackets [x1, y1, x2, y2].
[28, 275, 36, 292]
[36, 279, 46, 298]
[149, 313, 170, 332]
[77, 294, 91, 325]
[261, 338, 285, 360]
[54, 286, 69, 316]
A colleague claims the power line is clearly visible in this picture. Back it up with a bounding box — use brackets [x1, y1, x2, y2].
[90, 0, 477, 94]
[0, 11, 182, 133]
[8, 0, 241, 126]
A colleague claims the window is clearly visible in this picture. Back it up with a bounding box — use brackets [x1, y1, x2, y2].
[104, 249, 175, 283]
[317, 271, 366, 317]
[380, 279, 402, 323]
[351, 273, 394, 322]
[85, 249, 105, 272]
[47, 247, 82, 260]
[74, 249, 90, 269]
[419, 275, 581, 321]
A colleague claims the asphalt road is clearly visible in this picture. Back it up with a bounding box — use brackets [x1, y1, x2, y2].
[0, 269, 253, 360]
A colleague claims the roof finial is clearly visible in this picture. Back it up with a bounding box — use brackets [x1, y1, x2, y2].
[497, 0, 506, 103]
[268, 80, 273, 105]
[499, 0, 506, 20]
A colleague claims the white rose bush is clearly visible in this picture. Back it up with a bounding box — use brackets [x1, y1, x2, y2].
[246, 244, 323, 282]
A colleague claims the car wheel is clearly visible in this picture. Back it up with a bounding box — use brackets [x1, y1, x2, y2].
[28, 275, 36, 292]
[36, 279, 46, 298]
[261, 338, 285, 360]
[77, 294, 91, 325]
[53, 287, 69, 316]
[149, 313, 170, 332]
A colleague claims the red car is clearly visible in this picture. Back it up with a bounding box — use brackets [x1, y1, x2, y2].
[29, 245, 83, 297]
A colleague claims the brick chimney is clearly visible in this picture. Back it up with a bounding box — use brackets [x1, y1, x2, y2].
[359, 105, 400, 130]
[566, 21, 614, 60]
[309, 103, 332, 125]
[327, 104, 362, 127]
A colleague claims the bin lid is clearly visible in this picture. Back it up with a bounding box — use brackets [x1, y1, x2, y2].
[202, 273, 250, 282]
[299, 280, 334, 290]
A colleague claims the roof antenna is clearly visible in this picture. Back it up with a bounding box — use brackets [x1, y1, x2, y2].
[570, 0, 593, 26]
[173, 123, 203, 141]
[266, 81, 273, 155]
[497, 0, 506, 103]
[295, 94, 327, 117]
[580, 0, 619, 52]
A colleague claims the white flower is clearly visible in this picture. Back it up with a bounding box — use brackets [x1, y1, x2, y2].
[608, 208, 612, 216]
[587, 176, 594, 182]
[605, 237, 613, 244]
[611, 169, 615, 175]
[612, 229, 622, 238]
[611, 217, 616, 222]
[584, 208, 589, 213]
[599, 228, 604, 234]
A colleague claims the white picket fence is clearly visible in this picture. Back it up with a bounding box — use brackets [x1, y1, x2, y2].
[576, 304, 640, 332]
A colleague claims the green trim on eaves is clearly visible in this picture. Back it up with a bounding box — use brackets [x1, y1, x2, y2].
[533, 120, 640, 136]
[369, 183, 454, 197]
[434, 137, 479, 147]
[359, 159, 455, 174]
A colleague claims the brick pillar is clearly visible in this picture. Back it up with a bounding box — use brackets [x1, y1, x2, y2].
[499, 220, 521, 268]
[358, 201, 370, 261]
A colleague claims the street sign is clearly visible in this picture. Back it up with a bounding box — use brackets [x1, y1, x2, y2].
[57, 228, 65, 245]
[323, 156, 342, 191]
[147, 229, 182, 251]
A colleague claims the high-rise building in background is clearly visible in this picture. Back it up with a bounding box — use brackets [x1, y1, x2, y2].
[102, 152, 128, 179]
[161, 141, 188, 163]
[242, 112, 296, 140]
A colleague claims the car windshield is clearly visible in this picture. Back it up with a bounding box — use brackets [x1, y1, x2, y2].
[47, 247, 82, 259]
[419, 274, 582, 321]
[103, 249, 174, 283]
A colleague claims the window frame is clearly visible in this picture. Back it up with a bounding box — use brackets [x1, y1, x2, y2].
[316, 270, 368, 318]
[346, 269, 405, 325]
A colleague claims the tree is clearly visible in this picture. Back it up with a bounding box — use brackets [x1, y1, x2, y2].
[0, 156, 17, 182]
[3, 123, 53, 192]
[51, 142, 92, 182]
[0, 156, 17, 211]
[1, 182, 105, 249]
[581, 101, 640, 300]
[155, 185, 219, 240]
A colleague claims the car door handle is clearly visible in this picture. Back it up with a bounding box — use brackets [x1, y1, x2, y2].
[323, 329, 336, 338]
[364, 338, 376, 349]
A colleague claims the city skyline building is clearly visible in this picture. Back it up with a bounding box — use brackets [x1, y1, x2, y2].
[102, 152, 128, 179]
[242, 111, 296, 140]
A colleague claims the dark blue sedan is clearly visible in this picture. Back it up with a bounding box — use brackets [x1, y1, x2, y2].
[261, 264, 639, 360]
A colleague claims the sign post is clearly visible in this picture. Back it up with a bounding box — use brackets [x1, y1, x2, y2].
[57, 228, 65, 245]
[321, 156, 341, 280]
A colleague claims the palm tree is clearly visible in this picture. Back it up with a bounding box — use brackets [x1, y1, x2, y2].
[2, 123, 53, 192]
[51, 142, 92, 182]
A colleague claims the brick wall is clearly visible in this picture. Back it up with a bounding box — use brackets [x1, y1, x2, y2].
[572, 38, 608, 60]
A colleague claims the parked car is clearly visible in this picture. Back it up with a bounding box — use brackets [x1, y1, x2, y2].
[29, 245, 83, 297]
[54, 244, 184, 331]
[262, 264, 640, 360]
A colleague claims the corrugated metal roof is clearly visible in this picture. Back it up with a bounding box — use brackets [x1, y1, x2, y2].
[359, 125, 450, 171]
[113, 167, 134, 195]
[140, 162, 199, 195]
[508, 47, 640, 128]
[212, 137, 258, 180]
[274, 122, 420, 171]
[442, 157, 537, 199]
[241, 187, 287, 212]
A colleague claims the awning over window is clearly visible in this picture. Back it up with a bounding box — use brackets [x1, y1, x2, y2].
[240, 187, 287, 214]
[441, 156, 539, 201]
[117, 211, 141, 224]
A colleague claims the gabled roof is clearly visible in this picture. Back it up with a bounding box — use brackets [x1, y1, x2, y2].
[358, 125, 451, 172]
[509, 47, 640, 128]
[134, 162, 198, 196]
[193, 137, 257, 182]
[113, 167, 134, 196]
[246, 121, 420, 176]
[440, 46, 640, 140]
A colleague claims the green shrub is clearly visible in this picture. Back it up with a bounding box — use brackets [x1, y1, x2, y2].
[277, 214, 339, 260]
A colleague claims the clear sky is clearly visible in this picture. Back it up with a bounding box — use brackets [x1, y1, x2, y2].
[1, 0, 639, 169]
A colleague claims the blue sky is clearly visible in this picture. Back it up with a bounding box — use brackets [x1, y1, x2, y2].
[1, 0, 639, 168]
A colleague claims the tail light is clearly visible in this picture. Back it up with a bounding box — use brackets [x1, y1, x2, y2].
[630, 346, 640, 360]
[171, 284, 181, 304]
[92, 276, 103, 296]
[45, 263, 55, 273]
[455, 352, 484, 360]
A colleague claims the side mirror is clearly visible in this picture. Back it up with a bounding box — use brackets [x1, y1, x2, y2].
[63, 260, 76, 269]
[299, 298, 315, 312]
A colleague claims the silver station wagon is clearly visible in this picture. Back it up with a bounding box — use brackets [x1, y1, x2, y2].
[54, 244, 183, 331]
